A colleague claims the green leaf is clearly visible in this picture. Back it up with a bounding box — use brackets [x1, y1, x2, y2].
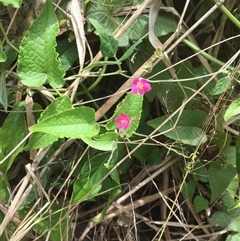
[24, 132, 58, 150]
[126, 14, 177, 41]
[0, 44, 18, 69]
[212, 75, 231, 95]
[0, 178, 10, 202]
[85, 0, 128, 37]
[81, 132, 118, 151]
[212, 209, 240, 232]
[212, 133, 231, 153]
[0, 42, 7, 62]
[34, 203, 70, 241]
[118, 38, 142, 62]
[0, 72, 7, 111]
[228, 200, 240, 212]
[0, 211, 14, 241]
[93, 177, 121, 223]
[25, 96, 74, 149]
[106, 93, 143, 138]
[56, 39, 78, 70]
[17, 0, 65, 88]
[86, 2, 177, 46]
[147, 110, 208, 146]
[208, 161, 236, 203]
[130, 144, 161, 165]
[0, 101, 27, 172]
[181, 180, 196, 202]
[224, 98, 240, 121]
[222, 146, 236, 167]
[88, 18, 118, 57]
[72, 151, 118, 202]
[195, 1, 219, 25]
[226, 233, 240, 241]
[0, 0, 21, 8]
[38, 95, 72, 122]
[236, 135, 240, 175]
[193, 162, 208, 183]
[222, 191, 236, 208]
[194, 195, 209, 213]
[212, 211, 232, 229]
[157, 61, 197, 111]
[29, 107, 99, 138]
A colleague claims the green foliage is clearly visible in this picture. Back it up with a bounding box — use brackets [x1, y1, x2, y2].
[193, 162, 208, 183]
[85, 1, 177, 46]
[33, 203, 70, 241]
[181, 180, 196, 202]
[212, 209, 240, 234]
[1, 0, 239, 240]
[208, 161, 236, 203]
[0, 0, 21, 8]
[194, 195, 209, 213]
[224, 98, 240, 121]
[17, 0, 65, 88]
[56, 39, 78, 71]
[0, 45, 18, 110]
[30, 107, 99, 138]
[72, 151, 120, 203]
[0, 42, 7, 62]
[89, 18, 118, 57]
[236, 135, 240, 175]
[212, 75, 231, 95]
[147, 110, 208, 146]
[0, 101, 27, 172]
[81, 132, 118, 151]
[0, 72, 7, 111]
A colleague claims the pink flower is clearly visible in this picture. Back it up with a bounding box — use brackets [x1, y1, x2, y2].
[131, 77, 151, 95]
[115, 113, 131, 130]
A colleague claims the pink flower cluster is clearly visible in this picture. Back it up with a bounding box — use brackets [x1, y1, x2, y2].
[115, 77, 151, 130]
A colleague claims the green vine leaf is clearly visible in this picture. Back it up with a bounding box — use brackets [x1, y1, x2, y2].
[17, 0, 65, 88]
[0, 0, 21, 8]
[0, 73, 7, 111]
[224, 98, 240, 121]
[147, 110, 208, 146]
[38, 95, 72, 122]
[25, 95, 73, 149]
[24, 132, 59, 150]
[0, 101, 27, 172]
[88, 18, 118, 57]
[212, 75, 231, 95]
[81, 132, 118, 151]
[0, 42, 7, 62]
[208, 161, 236, 204]
[72, 151, 118, 203]
[29, 107, 99, 139]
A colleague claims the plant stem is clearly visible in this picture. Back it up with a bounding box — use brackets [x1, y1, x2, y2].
[211, 0, 240, 29]
[77, 63, 107, 96]
[0, 22, 19, 53]
[183, 39, 239, 73]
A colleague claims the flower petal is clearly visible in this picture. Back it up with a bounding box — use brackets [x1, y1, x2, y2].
[131, 77, 151, 95]
[115, 113, 131, 130]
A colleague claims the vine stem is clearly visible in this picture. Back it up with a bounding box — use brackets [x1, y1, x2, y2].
[0, 22, 19, 53]
[212, 0, 240, 29]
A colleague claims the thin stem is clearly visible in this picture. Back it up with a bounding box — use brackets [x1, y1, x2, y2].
[183, 39, 238, 72]
[212, 0, 240, 29]
[76, 60, 108, 96]
[0, 22, 19, 53]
